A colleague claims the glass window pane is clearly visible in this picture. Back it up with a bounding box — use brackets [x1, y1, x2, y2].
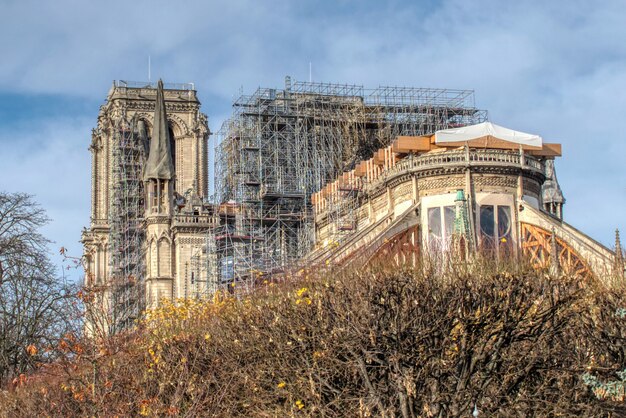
[497, 206, 512, 240]
[221, 256, 234, 281]
[428, 207, 441, 238]
[480, 205, 495, 238]
[444, 206, 455, 238]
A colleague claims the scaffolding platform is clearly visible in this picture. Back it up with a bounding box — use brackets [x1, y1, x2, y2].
[211, 76, 487, 290]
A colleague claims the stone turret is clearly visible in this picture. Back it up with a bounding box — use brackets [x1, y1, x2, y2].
[144, 79, 175, 308]
[144, 79, 175, 183]
[542, 159, 565, 219]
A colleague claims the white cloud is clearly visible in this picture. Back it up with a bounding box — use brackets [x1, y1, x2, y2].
[0, 0, 623, 255]
[0, 117, 91, 281]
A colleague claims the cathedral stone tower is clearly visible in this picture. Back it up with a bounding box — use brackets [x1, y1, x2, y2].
[143, 80, 177, 308]
[82, 80, 211, 333]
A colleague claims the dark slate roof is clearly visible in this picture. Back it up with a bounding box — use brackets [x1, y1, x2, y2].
[144, 79, 175, 181]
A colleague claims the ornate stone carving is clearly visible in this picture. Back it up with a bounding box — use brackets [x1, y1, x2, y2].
[175, 237, 207, 245]
[473, 174, 517, 190]
[418, 175, 464, 192]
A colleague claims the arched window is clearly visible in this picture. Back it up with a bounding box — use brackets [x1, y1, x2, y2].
[426, 205, 456, 252]
[137, 119, 151, 158]
[479, 204, 512, 254]
[168, 122, 176, 171]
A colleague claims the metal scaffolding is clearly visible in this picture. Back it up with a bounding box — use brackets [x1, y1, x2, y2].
[212, 77, 487, 288]
[108, 116, 146, 333]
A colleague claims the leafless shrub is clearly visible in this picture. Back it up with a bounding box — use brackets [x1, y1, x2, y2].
[1, 256, 624, 417]
[0, 192, 76, 385]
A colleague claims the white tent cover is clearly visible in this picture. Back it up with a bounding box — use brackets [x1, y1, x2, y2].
[434, 122, 542, 147]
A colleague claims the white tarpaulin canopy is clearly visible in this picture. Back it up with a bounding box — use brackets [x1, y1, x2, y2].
[434, 122, 543, 148]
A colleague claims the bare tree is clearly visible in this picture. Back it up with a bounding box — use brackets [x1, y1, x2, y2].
[0, 192, 75, 383]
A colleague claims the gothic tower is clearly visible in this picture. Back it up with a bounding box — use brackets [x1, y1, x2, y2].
[144, 80, 176, 308]
[81, 80, 209, 333]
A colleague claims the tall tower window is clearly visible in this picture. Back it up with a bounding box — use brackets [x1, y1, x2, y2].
[168, 123, 176, 171]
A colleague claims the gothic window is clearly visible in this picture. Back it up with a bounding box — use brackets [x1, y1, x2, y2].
[427, 205, 456, 251]
[159, 181, 167, 211]
[479, 204, 512, 252]
[168, 123, 176, 171]
[137, 119, 150, 158]
[480, 205, 495, 239]
[428, 207, 441, 240]
[497, 206, 512, 241]
[149, 182, 158, 213]
[444, 206, 455, 238]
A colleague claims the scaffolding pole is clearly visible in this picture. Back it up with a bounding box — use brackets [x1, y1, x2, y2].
[212, 78, 488, 290]
[108, 116, 146, 333]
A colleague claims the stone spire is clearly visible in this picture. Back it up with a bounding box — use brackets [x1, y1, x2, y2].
[615, 228, 624, 276]
[453, 189, 472, 257]
[542, 159, 565, 219]
[454, 190, 471, 238]
[144, 79, 175, 181]
[550, 227, 560, 276]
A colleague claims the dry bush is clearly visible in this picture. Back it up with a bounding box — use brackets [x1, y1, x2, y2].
[1, 258, 624, 417]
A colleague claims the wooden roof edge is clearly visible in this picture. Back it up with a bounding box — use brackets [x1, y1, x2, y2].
[528, 143, 562, 157]
[316, 137, 561, 198]
[373, 150, 385, 165]
[354, 161, 367, 177]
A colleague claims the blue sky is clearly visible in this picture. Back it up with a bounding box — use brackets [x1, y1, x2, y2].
[1, 0, 624, 281]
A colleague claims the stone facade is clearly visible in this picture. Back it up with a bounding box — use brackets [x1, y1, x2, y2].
[81, 81, 212, 333]
[314, 149, 543, 248]
[309, 141, 621, 283]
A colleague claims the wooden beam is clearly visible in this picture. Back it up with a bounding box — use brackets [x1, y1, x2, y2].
[392, 136, 432, 153]
[373, 150, 385, 166]
[520, 222, 590, 278]
[354, 161, 367, 177]
[528, 143, 562, 157]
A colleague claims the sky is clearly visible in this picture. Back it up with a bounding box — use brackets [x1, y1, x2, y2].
[1, 0, 624, 281]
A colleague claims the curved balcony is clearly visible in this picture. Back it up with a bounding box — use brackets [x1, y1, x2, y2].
[363, 148, 544, 194]
[314, 148, 545, 221]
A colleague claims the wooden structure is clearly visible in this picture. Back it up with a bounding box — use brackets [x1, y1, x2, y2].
[520, 222, 591, 278]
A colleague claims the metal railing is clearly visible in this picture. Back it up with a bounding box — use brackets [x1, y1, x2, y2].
[114, 80, 195, 91]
